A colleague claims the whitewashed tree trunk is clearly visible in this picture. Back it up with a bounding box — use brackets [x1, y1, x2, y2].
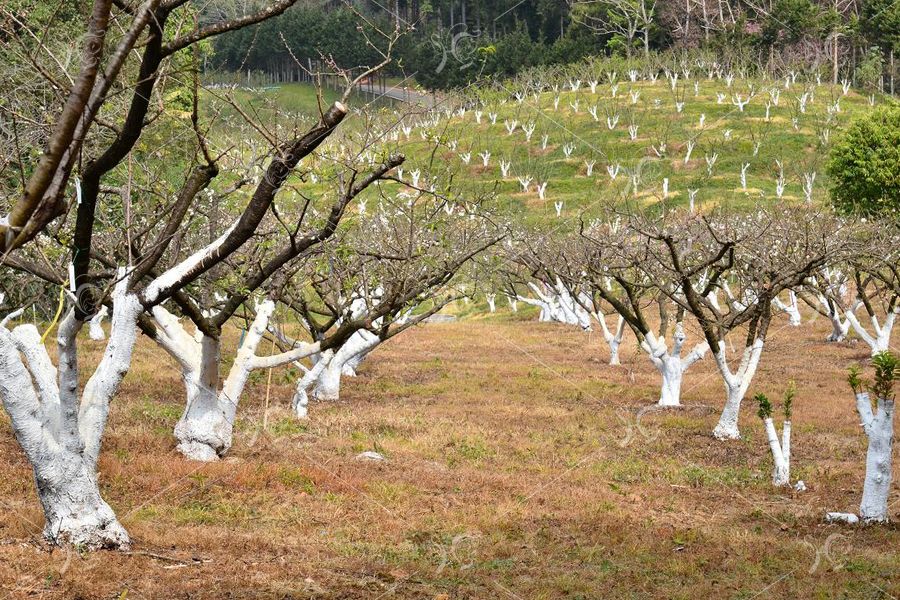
[846, 305, 897, 356]
[855, 391, 894, 522]
[152, 301, 320, 461]
[642, 326, 708, 407]
[0, 272, 141, 549]
[291, 350, 334, 418]
[773, 291, 801, 326]
[828, 311, 852, 342]
[712, 339, 764, 440]
[763, 417, 791, 486]
[313, 332, 381, 402]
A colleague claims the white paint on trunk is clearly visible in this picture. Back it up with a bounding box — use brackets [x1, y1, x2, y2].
[591, 309, 626, 365]
[313, 332, 382, 402]
[846, 305, 897, 356]
[773, 291, 801, 326]
[291, 349, 333, 418]
[88, 306, 108, 341]
[152, 301, 321, 461]
[855, 391, 894, 523]
[642, 326, 708, 407]
[712, 339, 764, 440]
[763, 417, 791, 486]
[0, 270, 140, 549]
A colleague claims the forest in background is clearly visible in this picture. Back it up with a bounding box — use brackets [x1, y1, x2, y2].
[207, 0, 900, 90]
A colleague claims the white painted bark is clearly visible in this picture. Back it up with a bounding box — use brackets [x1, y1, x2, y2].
[88, 306, 108, 341]
[763, 417, 790, 486]
[712, 339, 764, 440]
[642, 326, 708, 408]
[827, 310, 852, 343]
[291, 350, 333, 418]
[0, 271, 140, 549]
[773, 291, 801, 326]
[153, 301, 321, 461]
[846, 305, 897, 356]
[592, 310, 625, 365]
[313, 333, 381, 402]
[855, 391, 894, 523]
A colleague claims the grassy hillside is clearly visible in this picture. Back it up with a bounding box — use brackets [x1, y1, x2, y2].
[392, 77, 879, 221]
[202, 77, 881, 225]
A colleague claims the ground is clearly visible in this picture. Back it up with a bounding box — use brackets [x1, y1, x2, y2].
[1, 309, 898, 599]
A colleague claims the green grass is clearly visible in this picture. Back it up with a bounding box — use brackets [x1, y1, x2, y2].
[198, 77, 878, 226]
[393, 78, 881, 221]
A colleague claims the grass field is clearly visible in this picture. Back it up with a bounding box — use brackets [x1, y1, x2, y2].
[1, 307, 898, 598]
[398, 77, 880, 222]
[220, 76, 881, 225]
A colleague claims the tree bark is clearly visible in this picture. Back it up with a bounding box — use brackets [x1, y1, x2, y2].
[856, 392, 894, 523]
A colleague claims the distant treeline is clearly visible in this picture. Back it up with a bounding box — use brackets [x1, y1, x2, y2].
[208, 0, 900, 91]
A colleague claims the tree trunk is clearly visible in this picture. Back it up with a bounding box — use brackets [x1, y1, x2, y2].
[171, 334, 232, 461]
[763, 417, 790, 486]
[857, 392, 894, 523]
[712, 340, 763, 440]
[314, 358, 344, 401]
[827, 313, 850, 342]
[174, 380, 231, 462]
[657, 357, 684, 407]
[35, 450, 129, 549]
[713, 384, 743, 440]
[608, 336, 622, 366]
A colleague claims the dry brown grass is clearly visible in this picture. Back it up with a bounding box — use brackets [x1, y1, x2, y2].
[1, 311, 898, 599]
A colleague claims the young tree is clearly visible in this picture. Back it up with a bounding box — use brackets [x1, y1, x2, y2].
[755, 381, 795, 487]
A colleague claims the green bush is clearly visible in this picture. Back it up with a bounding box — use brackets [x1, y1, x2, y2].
[828, 104, 900, 217]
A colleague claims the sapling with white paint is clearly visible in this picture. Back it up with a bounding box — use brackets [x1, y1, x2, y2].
[522, 122, 536, 142]
[538, 182, 549, 200]
[607, 162, 621, 180]
[774, 160, 786, 198]
[754, 382, 795, 487]
[518, 175, 533, 192]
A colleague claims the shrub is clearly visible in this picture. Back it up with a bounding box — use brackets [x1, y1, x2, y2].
[828, 105, 900, 217]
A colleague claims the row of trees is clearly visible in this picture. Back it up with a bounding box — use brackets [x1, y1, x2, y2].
[0, 0, 504, 549]
[0, 0, 895, 556]
[505, 205, 897, 521]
